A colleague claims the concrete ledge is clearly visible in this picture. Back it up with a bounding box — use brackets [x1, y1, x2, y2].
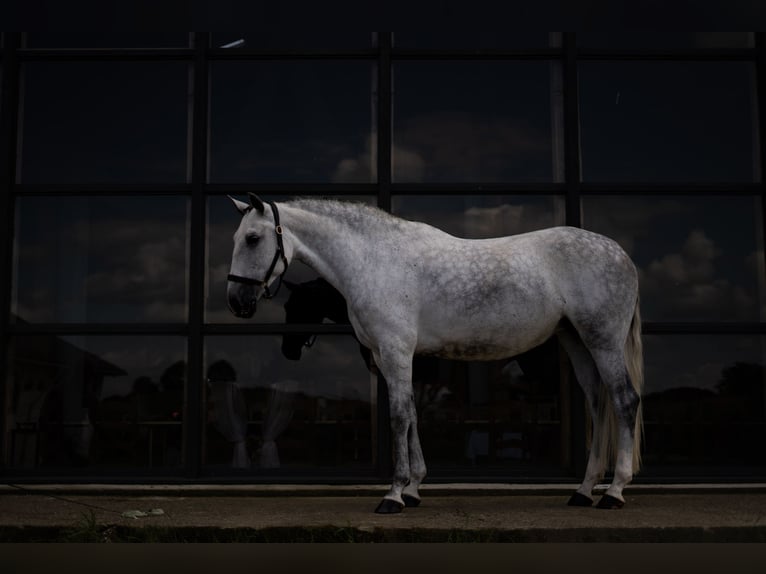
[1, 487, 765, 542]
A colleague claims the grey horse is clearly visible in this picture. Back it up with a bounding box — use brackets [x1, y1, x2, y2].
[226, 194, 643, 513]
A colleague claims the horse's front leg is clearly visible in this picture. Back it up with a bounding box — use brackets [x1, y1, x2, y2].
[374, 345, 419, 514]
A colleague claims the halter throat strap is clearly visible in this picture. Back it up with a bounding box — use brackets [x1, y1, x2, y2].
[227, 201, 289, 299]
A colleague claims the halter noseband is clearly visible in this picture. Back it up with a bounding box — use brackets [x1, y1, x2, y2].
[227, 201, 289, 299]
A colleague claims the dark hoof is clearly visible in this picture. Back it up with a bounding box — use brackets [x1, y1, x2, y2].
[567, 492, 594, 507]
[596, 494, 625, 509]
[375, 499, 405, 514]
[402, 494, 421, 508]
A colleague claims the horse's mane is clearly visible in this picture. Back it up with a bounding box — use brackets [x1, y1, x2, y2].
[287, 198, 410, 234]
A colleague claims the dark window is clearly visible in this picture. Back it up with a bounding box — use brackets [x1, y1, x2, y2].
[5, 336, 187, 469]
[581, 195, 765, 322]
[12, 196, 190, 323]
[579, 62, 759, 183]
[392, 195, 566, 238]
[642, 335, 766, 473]
[19, 62, 189, 184]
[393, 62, 564, 182]
[209, 62, 375, 183]
[204, 336, 375, 471]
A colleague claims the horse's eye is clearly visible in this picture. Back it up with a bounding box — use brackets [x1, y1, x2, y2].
[245, 234, 260, 246]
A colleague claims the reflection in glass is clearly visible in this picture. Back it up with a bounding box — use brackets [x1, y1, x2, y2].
[205, 195, 375, 323]
[24, 33, 191, 48]
[642, 335, 766, 471]
[392, 196, 565, 239]
[579, 62, 759, 182]
[394, 32, 561, 49]
[581, 195, 765, 322]
[5, 336, 186, 469]
[209, 62, 375, 183]
[415, 339, 563, 473]
[577, 32, 754, 49]
[12, 196, 190, 323]
[20, 62, 189, 184]
[204, 336, 374, 470]
[211, 32, 376, 50]
[394, 62, 564, 182]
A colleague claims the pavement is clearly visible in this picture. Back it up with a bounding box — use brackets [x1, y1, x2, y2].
[1, 483, 766, 542]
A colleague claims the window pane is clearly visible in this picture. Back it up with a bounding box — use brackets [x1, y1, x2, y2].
[394, 32, 561, 49]
[414, 339, 565, 475]
[206, 195, 375, 323]
[643, 335, 766, 473]
[394, 62, 564, 183]
[12, 196, 190, 323]
[204, 336, 375, 471]
[210, 62, 375, 183]
[579, 62, 759, 183]
[24, 33, 191, 48]
[581, 195, 765, 322]
[212, 32, 376, 50]
[392, 195, 566, 238]
[577, 32, 754, 49]
[5, 336, 186, 470]
[20, 62, 189, 184]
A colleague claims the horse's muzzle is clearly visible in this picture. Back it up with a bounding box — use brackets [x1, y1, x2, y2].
[227, 283, 257, 319]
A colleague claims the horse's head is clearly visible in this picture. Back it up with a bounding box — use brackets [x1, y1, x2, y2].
[227, 193, 290, 319]
[281, 279, 331, 361]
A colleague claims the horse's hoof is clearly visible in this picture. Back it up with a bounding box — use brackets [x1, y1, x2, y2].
[375, 499, 405, 514]
[567, 492, 594, 507]
[596, 494, 625, 509]
[402, 494, 421, 508]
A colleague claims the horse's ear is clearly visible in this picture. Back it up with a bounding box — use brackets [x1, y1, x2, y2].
[228, 195, 251, 216]
[248, 193, 266, 215]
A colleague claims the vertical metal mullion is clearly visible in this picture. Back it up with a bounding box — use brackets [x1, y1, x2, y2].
[376, 32, 393, 478]
[186, 32, 210, 478]
[562, 32, 587, 478]
[756, 33, 766, 420]
[757, 33, 766, 270]
[377, 33, 392, 212]
[563, 32, 582, 226]
[0, 34, 21, 471]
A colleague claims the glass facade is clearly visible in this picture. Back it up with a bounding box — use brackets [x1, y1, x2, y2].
[1, 33, 765, 482]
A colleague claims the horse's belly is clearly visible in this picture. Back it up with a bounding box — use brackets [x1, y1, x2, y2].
[415, 317, 559, 361]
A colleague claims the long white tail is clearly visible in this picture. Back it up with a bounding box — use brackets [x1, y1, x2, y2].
[594, 296, 644, 473]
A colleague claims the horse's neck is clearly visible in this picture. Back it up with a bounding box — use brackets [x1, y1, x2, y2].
[280, 202, 396, 296]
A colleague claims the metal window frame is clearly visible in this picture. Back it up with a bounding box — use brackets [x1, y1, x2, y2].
[1, 32, 765, 483]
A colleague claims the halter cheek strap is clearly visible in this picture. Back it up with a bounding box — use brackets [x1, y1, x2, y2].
[227, 201, 289, 299]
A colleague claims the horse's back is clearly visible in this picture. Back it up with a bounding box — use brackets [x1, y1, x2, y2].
[408, 226, 637, 359]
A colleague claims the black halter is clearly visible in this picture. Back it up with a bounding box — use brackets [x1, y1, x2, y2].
[227, 201, 289, 299]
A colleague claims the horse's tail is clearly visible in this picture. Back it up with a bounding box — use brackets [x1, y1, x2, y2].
[595, 295, 644, 474]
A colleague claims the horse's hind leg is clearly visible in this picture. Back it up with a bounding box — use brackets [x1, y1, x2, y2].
[588, 345, 641, 509]
[402, 414, 427, 507]
[558, 329, 606, 506]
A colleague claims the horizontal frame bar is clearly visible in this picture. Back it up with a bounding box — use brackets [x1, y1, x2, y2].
[15, 184, 762, 197]
[642, 322, 766, 335]
[17, 49, 195, 61]
[8, 322, 764, 336]
[7, 323, 357, 336]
